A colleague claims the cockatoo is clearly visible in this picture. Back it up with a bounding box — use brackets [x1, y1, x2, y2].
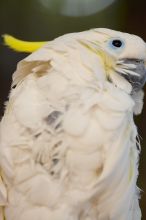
[0, 28, 146, 220]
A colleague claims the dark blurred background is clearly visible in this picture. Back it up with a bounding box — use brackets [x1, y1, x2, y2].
[0, 0, 146, 218]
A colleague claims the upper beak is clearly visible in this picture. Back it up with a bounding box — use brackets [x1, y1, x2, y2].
[118, 59, 146, 91]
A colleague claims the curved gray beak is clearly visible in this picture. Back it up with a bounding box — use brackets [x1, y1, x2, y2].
[119, 59, 146, 91]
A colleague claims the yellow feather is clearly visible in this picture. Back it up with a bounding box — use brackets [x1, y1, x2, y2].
[3, 34, 47, 53]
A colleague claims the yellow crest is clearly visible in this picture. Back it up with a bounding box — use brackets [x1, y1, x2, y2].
[3, 35, 47, 53]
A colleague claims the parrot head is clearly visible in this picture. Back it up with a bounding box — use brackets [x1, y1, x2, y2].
[77, 28, 146, 94]
[76, 28, 146, 115]
[3, 28, 146, 95]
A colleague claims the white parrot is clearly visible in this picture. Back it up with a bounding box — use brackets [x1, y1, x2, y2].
[0, 28, 146, 220]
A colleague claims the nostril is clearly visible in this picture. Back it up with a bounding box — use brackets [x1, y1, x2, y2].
[135, 59, 144, 64]
[135, 60, 140, 64]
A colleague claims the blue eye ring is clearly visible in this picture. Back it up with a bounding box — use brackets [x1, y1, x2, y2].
[108, 38, 125, 50]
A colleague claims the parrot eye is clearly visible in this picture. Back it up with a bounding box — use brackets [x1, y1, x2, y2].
[112, 40, 122, 48]
[108, 38, 125, 50]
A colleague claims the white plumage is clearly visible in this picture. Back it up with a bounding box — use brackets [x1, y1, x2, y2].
[0, 28, 146, 220]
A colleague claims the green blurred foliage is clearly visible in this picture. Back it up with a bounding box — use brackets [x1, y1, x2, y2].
[0, 0, 127, 39]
